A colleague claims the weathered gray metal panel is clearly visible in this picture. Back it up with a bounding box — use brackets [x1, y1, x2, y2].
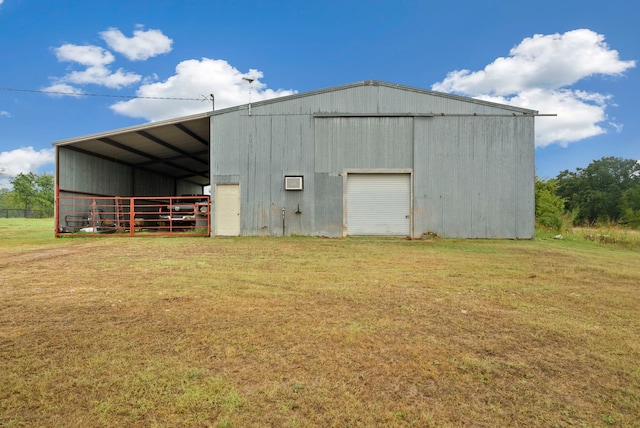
[133, 169, 175, 196]
[176, 180, 203, 196]
[515, 117, 536, 239]
[413, 116, 535, 239]
[211, 113, 244, 176]
[314, 117, 413, 172]
[58, 147, 132, 195]
[273, 116, 315, 236]
[313, 173, 344, 237]
[211, 112, 318, 236]
[59, 147, 198, 198]
[210, 81, 536, 238]
[375, 85, 519, 115]
[245, 115, 275, 234]
[229, 81, 535, 118]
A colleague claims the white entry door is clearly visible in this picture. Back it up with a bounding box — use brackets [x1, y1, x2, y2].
[347, 174, 411, 236]
[215, 184, 241, 236]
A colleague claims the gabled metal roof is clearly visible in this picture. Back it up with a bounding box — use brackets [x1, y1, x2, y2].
[53, 80, 539, 187]
[214, 79, 539, 115]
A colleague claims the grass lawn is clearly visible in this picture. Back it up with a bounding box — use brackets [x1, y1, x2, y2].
[1, 219, 639, 427]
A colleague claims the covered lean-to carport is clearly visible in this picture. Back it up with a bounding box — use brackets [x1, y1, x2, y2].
[54, 113, 212, 236]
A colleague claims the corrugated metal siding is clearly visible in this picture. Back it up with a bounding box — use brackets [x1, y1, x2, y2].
[58, 147, 193, 198]
[176, 180, 203, 196]
[211, 113, 317, 236]
[211, 114, 244, 176]
[314, 117, 413, 172]
[244, 116, 272, 234]
[413, 116, 534, 238]
[313, 173, 343, 237]
[58, 148, 132, 195]
[375, 85, 520, 115]
[210, 83, 535, 238]
[242, 83, 530, 117]
[133, 170, 175, 196]
[515, 117, 535, 239]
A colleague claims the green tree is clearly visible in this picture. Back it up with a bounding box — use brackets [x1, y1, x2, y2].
[0, 187, 11, 210]
[9, 172, 55, 217]
[620, 182, 640, 228]
[556, 157, 640, 225]
[535, 177, 566, 231]
[35, 173, 55, 217]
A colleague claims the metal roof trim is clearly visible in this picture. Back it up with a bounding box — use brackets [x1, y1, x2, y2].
[52, 111, 212, 146]
[313, 113, 436, 118]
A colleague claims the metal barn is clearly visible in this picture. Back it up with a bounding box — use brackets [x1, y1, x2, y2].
[54, 80, 537, 239]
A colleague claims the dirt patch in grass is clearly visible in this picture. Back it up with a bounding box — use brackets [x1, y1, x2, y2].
[1, 221, 639, 426]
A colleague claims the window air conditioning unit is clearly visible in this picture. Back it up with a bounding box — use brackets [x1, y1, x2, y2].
[285, 176, 303, 190]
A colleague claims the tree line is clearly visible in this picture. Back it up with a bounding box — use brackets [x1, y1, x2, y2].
[0, 171, 54, 218]
[536, 156, 640, 231]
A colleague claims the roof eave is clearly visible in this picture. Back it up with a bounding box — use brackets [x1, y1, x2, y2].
[52, 111, 212, 147]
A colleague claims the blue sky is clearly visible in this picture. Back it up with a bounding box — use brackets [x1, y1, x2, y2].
[0, 0, 638, 187]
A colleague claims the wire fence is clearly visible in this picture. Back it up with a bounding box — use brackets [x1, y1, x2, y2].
[0, 209, 46, 218]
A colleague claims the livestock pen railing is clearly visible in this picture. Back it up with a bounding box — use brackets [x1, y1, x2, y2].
[55, 193, 210, 237]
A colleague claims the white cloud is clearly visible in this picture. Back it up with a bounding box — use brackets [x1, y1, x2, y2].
[609, 122, 624, 133]
[48, 38, 143, 91]
[110, 58, 297, 121]
[433, 29, 635, 95]
[101, 26, 173, 61]
[0, 110, 10, 118]
[45, 29, 295, 122]
[40, 83, 85, 97]
[54, 44, 115, 67]
[0, 147, 55, 188]
[62, 65, 141, 89]
[477, 89, 609, 147]
[45, 27, 294, 120]
[431, 29, 636, 147]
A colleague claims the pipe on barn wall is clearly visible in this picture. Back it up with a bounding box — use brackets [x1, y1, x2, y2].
[282, 207, 286, 236]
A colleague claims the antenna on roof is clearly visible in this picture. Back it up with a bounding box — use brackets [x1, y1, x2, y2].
[242, 77, 254, 116]
[200, 93, 215, 111]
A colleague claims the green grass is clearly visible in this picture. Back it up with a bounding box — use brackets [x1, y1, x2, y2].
[0, 217, 56, 242]
[1, 218, 639, 426]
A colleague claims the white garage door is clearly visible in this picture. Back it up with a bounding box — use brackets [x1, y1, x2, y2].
[347, 174, 411, 236]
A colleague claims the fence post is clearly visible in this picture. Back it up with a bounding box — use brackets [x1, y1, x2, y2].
[130, 197, 135, 237]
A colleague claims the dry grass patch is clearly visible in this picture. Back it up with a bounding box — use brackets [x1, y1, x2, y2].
[1, 219, 639, 426]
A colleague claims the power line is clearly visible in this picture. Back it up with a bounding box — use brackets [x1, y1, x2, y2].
[0, 87, 203, 101]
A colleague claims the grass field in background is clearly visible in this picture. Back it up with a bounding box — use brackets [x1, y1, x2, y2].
[1, 219, 639, 427]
